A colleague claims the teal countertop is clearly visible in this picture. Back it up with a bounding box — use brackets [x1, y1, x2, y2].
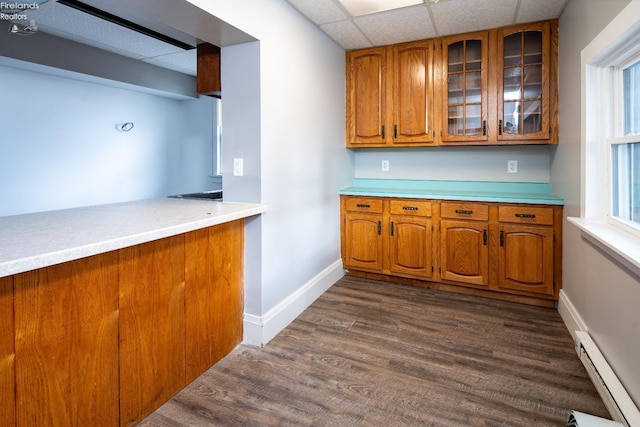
[339, 179, 564, 205]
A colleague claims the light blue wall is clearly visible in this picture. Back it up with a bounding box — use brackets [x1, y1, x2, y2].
[354, 145, 552, 182]
[183, 0, 355, 320]
[552, 0, 640, 406]
[0, 63, 219, 217]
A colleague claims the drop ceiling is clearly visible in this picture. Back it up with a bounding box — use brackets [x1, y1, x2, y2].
[3, 0, 569, 78]
[285, 0, 570, 50]
[9, 0, 198, 75]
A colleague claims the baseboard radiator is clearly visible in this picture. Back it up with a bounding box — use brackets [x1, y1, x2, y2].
[575, 331, 640, 427]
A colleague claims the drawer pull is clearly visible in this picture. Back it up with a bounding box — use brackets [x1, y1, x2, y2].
[515, 213, 536, 219]
[402, 206, 418, 211]
[356, 203, 370, 208]
[455, 209, 473, 215]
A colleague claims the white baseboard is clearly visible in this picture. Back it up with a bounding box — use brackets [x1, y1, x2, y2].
[558, 289, 589, 341]
[243, 259, 345, 347]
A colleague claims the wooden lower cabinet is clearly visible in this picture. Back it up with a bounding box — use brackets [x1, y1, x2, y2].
[0, 220, 245, 426]
[1, 276, 15, 427]
[498, 224, 554, 295]
[119, 236, 186, 426]
[341, 197, 434, 280]
[440, 220, 489, 286]
[14, 253, 120, 427]
[341, 195, 562, 306]
[389, 214, 433, 277]
[185, 221, 244, 384]
[343, 211, 384, 271]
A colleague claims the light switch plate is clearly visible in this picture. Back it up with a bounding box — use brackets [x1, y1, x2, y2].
[233, 158, 244, 176]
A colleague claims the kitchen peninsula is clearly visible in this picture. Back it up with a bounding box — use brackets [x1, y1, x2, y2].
[0, 198, 266, 426]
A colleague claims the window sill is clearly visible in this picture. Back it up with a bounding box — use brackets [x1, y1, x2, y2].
[568, 217, 640, 276]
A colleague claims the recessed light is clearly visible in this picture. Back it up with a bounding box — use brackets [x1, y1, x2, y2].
[338, 0, 424, 17]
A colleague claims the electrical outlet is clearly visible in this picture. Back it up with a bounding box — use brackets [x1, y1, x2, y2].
[233, 158, 244, 176]
[382, 160, 390, 172]
[507, 160, 518, 174]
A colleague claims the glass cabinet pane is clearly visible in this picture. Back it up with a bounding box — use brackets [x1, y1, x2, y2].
[446, 38, 484, 138]
[448, 41, 464, 72]
[502, 30, 543, 136]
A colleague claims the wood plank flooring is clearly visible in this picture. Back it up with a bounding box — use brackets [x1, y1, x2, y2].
[139, 276, 610, 426]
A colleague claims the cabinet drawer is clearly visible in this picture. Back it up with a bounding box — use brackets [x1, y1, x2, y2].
[389, 199, 431, 217]
[441, 202, 489, 221]
[344, 197, 383, 213]
[498, 205, 553, 225]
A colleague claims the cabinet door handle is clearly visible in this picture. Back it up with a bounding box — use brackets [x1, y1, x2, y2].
[394, 124, 398, 139]
[402, 206, 418, 211]
[390, 221, 394, 236]
[377, 221, 381, 235]
[381, 125, 385, 139]
[356, 203, 370, 208]
[515, 213, 536, 219]
[455, 209, 473, 215]
[482, 120, 487, 136]
[498, 119, 503, 136]
[483, 229, 487, 246]
[500, 230, 504, 247]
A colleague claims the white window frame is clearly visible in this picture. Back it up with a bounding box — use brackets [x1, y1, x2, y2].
[568, 0, 640, 274]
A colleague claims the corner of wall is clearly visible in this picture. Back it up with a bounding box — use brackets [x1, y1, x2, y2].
[242, 259, 345, 347]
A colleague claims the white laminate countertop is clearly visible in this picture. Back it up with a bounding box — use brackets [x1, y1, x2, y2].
[0, 198, 267, 278]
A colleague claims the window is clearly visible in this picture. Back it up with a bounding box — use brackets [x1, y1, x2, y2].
[610, 60, 640, 229]
[569, 0, 640, 274]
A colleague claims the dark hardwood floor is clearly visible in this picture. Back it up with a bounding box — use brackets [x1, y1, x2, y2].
[139, 276, 610, 426]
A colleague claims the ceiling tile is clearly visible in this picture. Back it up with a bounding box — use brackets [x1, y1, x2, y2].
[320, 20, 372, 50]
[27, 3, 188, 60]
[286, 0, 348, 25]
[143, 50, 197, 76]
[516, 0, 568, 23]
[354, 5, 436, 46]
[430, 0, 519, 36]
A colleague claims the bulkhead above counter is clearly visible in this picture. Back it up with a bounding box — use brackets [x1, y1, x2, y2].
[345, 20, 558, 148]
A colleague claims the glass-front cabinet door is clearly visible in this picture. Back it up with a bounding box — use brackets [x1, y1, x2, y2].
[497, 22, 550, 141]
[440, 32, 488, 143]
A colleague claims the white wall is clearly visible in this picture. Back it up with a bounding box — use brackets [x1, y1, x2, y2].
[552, 0, 640, 406]
[175, 0, 354, 341]
[0, 63, 219, 217]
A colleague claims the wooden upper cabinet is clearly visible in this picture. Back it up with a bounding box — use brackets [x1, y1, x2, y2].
[439, 31, 489, 144]
[346, 41, 434, 147]
[345, 20, 558, 147]
[392, 40, 434, 144]
[496, 21, 552, 143]
[346, 47, 388, 145]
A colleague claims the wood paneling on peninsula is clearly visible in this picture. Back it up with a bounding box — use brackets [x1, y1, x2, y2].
[0, 220, 245, 427]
